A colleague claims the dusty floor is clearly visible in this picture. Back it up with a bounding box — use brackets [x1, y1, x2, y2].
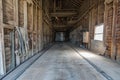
[73, 45, 120, 80]
[17, 44, 107, 80]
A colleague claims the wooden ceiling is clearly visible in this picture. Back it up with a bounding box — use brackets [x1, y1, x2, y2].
[49, 0, 85, 11]
[62, 0, 84, 9]
[48, 0, 85, 32]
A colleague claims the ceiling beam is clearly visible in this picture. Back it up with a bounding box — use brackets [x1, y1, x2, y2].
[53, 25, 67, 27]
[50, 12, 77, 17]
[55, 9, 77, 12]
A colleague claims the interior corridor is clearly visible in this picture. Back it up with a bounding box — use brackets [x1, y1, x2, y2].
[1, 0, 120, 80]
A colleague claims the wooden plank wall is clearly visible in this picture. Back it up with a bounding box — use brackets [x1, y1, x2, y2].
[2, 0, 14, 72]
[19, 0, 24, 27]
[112, 0, 120, 62]
[0, 0, 6, 75]
[70, 0, 120, 63]
[105, 2, 113, 57]
[0, 0, 53, 75]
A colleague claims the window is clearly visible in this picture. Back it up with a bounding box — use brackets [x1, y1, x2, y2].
[94, 24, 104, 41]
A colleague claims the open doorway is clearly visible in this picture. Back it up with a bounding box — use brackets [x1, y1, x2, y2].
[55, 32, 65, 42]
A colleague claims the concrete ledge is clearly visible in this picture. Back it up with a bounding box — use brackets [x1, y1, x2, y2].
[0, 44, 53, 80]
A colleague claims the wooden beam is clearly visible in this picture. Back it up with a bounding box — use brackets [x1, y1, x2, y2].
[53, 25, 67, 28]
[31, 3, 34, 55]
[111, 0, 117, 60]
[77, 3, 97, 22]
[36, 6, 38, 52]
[50, 12, 77, 17]
[32, 0, 42, 9]
[23, 0, 29, 58]
[0, 0, 6, 75]
[14, 0, 19, 26]
[55, 9, 77, 12]
[24, 0, 28, 29]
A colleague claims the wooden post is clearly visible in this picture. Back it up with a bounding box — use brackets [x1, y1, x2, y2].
[104, 0, 114, 57]
[0, 0, 6, 75]
[111, 0, 117, 60]
[38, 9, 41, 51]
[36, 6, 38, 52]
[14, 0, 19, 26]
[40, 10, 44, 49]
[11, 0, 19, 69]
[103, 0, 108, 46]
[31, 3, 34, 56]
[24, 0, 28, 29]
[24, 0, 29, 58]
[88, 11, 92, 49]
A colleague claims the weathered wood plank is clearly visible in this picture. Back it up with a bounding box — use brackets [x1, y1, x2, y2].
[0, 0, 6, 75]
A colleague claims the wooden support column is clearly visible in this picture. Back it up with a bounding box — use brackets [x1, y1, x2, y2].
[31, 3, 34, 55]
[104, 0, 114, 57]
[103, 0, 108, 45]
[116, 0, 120, 62]
[42, 20, 45, 48]
[36, 7, 38, 52]
[39, 9, 43, 50]
[24, 1, 28, 29]
[88, 11, 92, 49]
[14, 0, 19, 26]
[23, 0, 29, 58]
[38, 9, 40, 50]
[111, 0, 117, 60]
[40, 10, 44, 49]
[0, 0, 6, 75]
[11, 0, 19, 69]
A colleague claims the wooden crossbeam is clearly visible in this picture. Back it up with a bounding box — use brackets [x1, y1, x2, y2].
[50, 12, 77, 17]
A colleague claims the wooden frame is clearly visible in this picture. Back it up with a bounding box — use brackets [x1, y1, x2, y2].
[0, 0, 6, 75]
